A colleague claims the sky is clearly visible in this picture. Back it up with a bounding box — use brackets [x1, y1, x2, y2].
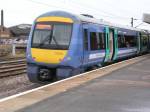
[0, 0, 150, 30]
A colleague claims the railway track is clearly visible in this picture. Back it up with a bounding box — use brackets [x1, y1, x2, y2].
[0, 57, 25, 62]
[0, 59, 26, 78]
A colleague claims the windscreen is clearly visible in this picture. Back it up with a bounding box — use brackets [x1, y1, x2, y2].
[32, 22, 72, 50]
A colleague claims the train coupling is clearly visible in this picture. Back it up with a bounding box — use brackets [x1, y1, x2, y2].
[39, 68, 51, 80]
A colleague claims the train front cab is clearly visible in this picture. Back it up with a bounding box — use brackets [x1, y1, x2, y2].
[26, 16, 84, 82]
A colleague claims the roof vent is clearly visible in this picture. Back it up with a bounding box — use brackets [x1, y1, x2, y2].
[81, 14, 94, 18]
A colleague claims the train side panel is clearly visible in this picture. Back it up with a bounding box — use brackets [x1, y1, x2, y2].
[139, 31, 149, 54]
[82, 23, 106, 68]
[116, 29, 138, 59]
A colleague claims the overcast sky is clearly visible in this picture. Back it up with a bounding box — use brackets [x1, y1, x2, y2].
[0, 0, 150, 29]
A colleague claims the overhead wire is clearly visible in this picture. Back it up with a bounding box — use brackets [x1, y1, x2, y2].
[25, 0, 66, 10]
[69, 0, 131, 20]
[25, 0, 146, 28]
[25, 0, 130, 20]
[67, 0, 144, 23]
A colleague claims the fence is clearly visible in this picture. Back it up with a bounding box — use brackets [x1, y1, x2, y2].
[0, 43, 27, 57]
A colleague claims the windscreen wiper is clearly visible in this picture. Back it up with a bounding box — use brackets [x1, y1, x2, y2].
[38, 34, 51, 47]
[52, 35, 60, 48]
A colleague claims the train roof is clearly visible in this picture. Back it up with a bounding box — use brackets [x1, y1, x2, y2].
[37, 11, 142, 32]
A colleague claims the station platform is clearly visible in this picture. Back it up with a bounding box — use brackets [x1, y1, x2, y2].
[0, 54, 150, 112]
[16, 55, 150, 112]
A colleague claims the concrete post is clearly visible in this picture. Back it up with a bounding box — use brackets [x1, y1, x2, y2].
[12, 40, 16, 56]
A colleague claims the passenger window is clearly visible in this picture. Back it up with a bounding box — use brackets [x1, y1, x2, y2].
[90, 32, 105, 50]
[90, 32, 97, 50]
[118, 35, 126, 48]
[124, 36, 137, 47]
[98, 33, 105, 49]
[118, 34, 137, 48]
[141, 34, 148, 47]
[84, 29, 88, 50]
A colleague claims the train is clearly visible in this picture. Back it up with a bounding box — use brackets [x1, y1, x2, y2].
[26, 11, 150, 83]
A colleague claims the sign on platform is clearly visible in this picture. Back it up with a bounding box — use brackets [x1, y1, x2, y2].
[143, 13, 150, 24]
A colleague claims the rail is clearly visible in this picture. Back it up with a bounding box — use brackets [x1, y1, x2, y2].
[0, 59, 26, 78]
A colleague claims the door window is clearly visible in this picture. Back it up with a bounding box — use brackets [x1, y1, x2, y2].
[83, 29, 88, 50]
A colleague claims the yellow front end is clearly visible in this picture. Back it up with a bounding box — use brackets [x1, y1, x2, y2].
[31, 16, 73, 64]
[31, 48, 67, 64]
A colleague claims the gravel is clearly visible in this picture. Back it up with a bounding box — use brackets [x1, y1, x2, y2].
[0, 74, 43, 99]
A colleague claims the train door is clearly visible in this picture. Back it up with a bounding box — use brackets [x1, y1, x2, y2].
[104, 27, 117, 62]
[137, 32, 141, 54]
[82, 24, 90, 66]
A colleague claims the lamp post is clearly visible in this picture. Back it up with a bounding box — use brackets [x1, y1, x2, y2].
[131, 17, 137, 27]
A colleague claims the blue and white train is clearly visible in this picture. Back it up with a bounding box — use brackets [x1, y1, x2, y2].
[26, 11, 150, 83]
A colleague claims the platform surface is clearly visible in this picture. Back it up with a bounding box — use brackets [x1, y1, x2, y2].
[19, 56, 150, 112]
